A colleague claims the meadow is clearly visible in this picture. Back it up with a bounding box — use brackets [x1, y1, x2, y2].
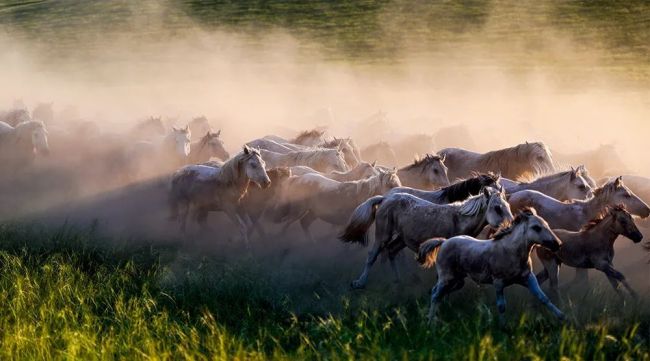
[0, 223, 648, 360]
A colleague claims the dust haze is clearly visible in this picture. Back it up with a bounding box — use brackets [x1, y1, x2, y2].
[0, 2, 649, 298]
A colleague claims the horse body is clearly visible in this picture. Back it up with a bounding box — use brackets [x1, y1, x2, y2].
[126, 127, 191, 178]
[396, 154, 449, 190]
[274, 170, 401, 242]
[290, 161, 378, 181]
[361, 141, 398, 167]
[535, 205, 643, 298]
[247, 138, 305, 153]
[502, 167, 593, 201]
[0, 108, 31, 126]
[385, 173, 499, 204]
[508, 177, 650, 230]
[168, 146, 271, 246]
[0, 120, 50, 167]
[260, 148, 347, 173]
[340, 187, 513, 289]
[439, 142, 555, 181]
[418, 208, 564, 323]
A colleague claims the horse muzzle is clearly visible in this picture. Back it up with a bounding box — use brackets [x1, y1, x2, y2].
[630, 230, 644, 243]
[543, 239, 561, 252]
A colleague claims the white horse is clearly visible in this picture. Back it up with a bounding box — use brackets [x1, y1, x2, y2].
[260, 148, 348, 173]
[126, 126, 192, 178]
[0, 120, 50, 166]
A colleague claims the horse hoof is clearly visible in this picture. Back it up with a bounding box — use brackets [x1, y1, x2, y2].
[350, 281, 365, 290]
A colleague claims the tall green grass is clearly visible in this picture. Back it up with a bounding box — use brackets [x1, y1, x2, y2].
[0, 224, 648, 360]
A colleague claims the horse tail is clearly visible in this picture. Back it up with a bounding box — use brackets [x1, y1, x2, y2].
[417, 238, 445, 268]
[339, 195, 384, 245]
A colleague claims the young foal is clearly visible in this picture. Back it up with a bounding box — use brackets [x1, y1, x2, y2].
[340, 186, 513, 289]
[168, 145, 271, 246]
[535, 205, 643, 298]
[418, 208, 564, 323]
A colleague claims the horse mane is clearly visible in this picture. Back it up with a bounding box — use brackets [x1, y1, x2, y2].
[291, 129, 325, 144]
[517, 169, 574, 185]
[592, 178, 622, 198]
[288, 148, 336, 163]
[581, 204, 628, 231]
[439, 173, 498, 202]
[15, 120, 46, 134]
[266, 167, 291, 182]
[457, 191, 488, 216]
[218, 148, 261, 186]
[491, 207, 535, 240]
[481, 142, 549, 175]
[402, 153, 443, 171]
[320, 138, 347, 149]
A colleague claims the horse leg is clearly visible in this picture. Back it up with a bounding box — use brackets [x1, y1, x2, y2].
[180, 202, 191, 233]
[597, 263, 637, 299]
[427, 279, 456, 324]
[277, 210, 308, 236]
[524, 273, 565, 321]
[389, 255, 401, 284]
[299, 211, 317, 243]
[494, 279, 507, 326]
[547, 259, 561, 300]
[350, 214, 391, 289]
[225, 208, 251, 249]
[561, 268, 588, 289]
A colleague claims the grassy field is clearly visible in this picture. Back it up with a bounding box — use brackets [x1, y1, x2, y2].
[0, 224, 649, 360]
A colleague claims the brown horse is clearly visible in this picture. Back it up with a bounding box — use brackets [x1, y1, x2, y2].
[535, 205, 643, 298]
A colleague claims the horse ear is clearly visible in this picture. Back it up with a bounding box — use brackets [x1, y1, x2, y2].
[243, 145, 250, 154]
[525, 141, 529, 145]
[371, 160, 377, 167]
[216, 129, 221, 137]
[483, 187, 490, 198]
[439, 154, 446, 163]
[570, 167, 576, 180]
[615, 176, 623, 187]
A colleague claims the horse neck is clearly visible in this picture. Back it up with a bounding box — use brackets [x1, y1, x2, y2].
[454, 197, 488, 236]
[441, 178, 479, 203]
[583, 216, 619, 246]
[524, 174, 566, 196]
[480, 147, 525, 177]
[581, 190, 611, 220]
[219, 156, 250, 194]
[342, 176, 379, 202]
[398, 166, 426, 188]
[500, 226, 535, 260]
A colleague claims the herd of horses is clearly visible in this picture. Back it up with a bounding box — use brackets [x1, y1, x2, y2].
[2, 104, 650, 324]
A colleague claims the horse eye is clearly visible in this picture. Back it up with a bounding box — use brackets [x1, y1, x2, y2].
[433, 169, 439, 174]
[493, 205, 503, 216]
[531, 225, 542, 232]
[578, 185, 586, 190]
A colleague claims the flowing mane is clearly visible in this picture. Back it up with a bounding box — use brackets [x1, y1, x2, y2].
[581, 204, 628, 231]
[491, 207, 535, 241]
[480, 142, 551, 177]
[437, 173, 499, 202]
[402, 154, 444, 171]
[291, 129, 325, 144]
